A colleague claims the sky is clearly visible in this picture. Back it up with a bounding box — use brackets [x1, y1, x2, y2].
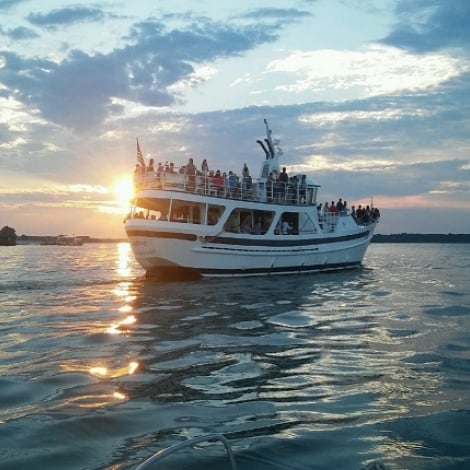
[1, 0, 469, 237]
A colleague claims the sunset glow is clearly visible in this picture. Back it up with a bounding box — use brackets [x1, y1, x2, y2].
[113, 177, 134, 213]
[1, 0, 469, 235]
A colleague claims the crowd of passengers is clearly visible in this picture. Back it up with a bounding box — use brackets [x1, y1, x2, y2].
[134, 158, 310, 203]
[317, 199, 379, 224]
[133, 158, 380, 225]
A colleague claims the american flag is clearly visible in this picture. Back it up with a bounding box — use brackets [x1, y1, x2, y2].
[136, 138, 145, 167]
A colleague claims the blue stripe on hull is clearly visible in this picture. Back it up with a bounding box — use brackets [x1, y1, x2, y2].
[127, 229, 370, 247]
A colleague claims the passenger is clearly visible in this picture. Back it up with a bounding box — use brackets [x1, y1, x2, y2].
[151, 162, 161, 187]
[288, 175, 298, 204]
[281, 220, 292, 235]
[278, 167, 288, 199]
[228, 171, 237, 197]
[222, 171, 230, 196]
[276, 168, 287, 201]
[212, 170, 224, 194]
[241, 216, 252, 234]
[329, 201, 337, 213]
[336, 198, 344, 213]
[242, 163, 250, 178]
[147, 158, 155, 174]
[185, 157, 197, 191]
[228, 213, 240, 232]
[279, 167, 288, 184]
[253, 218, 263, 235]
[201, 158, 209, 175]
[356, 205, 363, 222]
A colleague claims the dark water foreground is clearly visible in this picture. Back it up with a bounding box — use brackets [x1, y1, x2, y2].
[0, 243, 469, 469]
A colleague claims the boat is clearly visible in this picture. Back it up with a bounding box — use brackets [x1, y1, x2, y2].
[124, 119, 380, 279]
[133, 432, 389, 469]
[56, 235, 83, 246]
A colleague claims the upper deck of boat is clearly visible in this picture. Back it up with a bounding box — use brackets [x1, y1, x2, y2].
[134, 170, 320, 207]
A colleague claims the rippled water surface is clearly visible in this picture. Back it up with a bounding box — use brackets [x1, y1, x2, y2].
[0, 243, 469, 469]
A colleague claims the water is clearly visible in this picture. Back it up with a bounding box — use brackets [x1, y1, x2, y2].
[0, 243, 469, 470]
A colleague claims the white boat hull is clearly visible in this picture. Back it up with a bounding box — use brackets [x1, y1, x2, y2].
[126, 220, 376, 278]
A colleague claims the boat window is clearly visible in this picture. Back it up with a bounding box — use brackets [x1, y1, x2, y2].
[134, 197, 170, 220]
[275, 211, 299, 235]
[254, 210, 274, 234]
[224, 208, 274, 234]
[169, 199, 206, 224]
[207, 204, 225, 225]
[298, 212, 317, 234]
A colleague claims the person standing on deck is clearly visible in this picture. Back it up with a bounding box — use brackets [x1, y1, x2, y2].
[185, 158, 197, 192]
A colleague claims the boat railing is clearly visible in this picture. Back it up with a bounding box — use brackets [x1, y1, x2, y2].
[135, 433, 237, 470]
[134, 172, 316, 206]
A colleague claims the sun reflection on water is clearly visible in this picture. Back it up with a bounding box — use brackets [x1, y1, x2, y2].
[116, 242, 132, 277]
[113, 282, 131, 297]
[89, 366, 108, 377]
[89, 361, 139, 379]
[118, 304, 133, 313]
[107, 314, 136, 335]
[113, 390, 127, 400]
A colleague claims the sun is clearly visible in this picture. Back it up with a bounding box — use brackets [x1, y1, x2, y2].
[113, 176, 134, 212]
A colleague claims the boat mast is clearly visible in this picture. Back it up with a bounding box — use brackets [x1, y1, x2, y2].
[259, 119, 281, 178]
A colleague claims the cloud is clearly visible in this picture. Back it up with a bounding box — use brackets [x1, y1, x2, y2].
[381, 0, 470, 53]
[0, 0, 27, 12]
[0, 16, 283, 132]
[2, 26, 39, 40]
[0, 181, 108, 210]
[235, 7, 312, 22]
[265, 44, 470, 97]
[26, 7, 105, 29]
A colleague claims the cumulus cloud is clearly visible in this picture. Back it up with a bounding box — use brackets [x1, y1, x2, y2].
[266, 44, 470, 97]
[381, 0, 470, 53]
[235, 7, 312, 22]
[1, 26, 39, 40]
[26, 7, 105, 29]
[0, 16, 284, 132]
[0, 0, 27, 11]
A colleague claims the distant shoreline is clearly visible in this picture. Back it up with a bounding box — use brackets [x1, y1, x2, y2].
[371, 233, 470, 243]
[14, 233, 470, 244]
[16, 235, 127, 245]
